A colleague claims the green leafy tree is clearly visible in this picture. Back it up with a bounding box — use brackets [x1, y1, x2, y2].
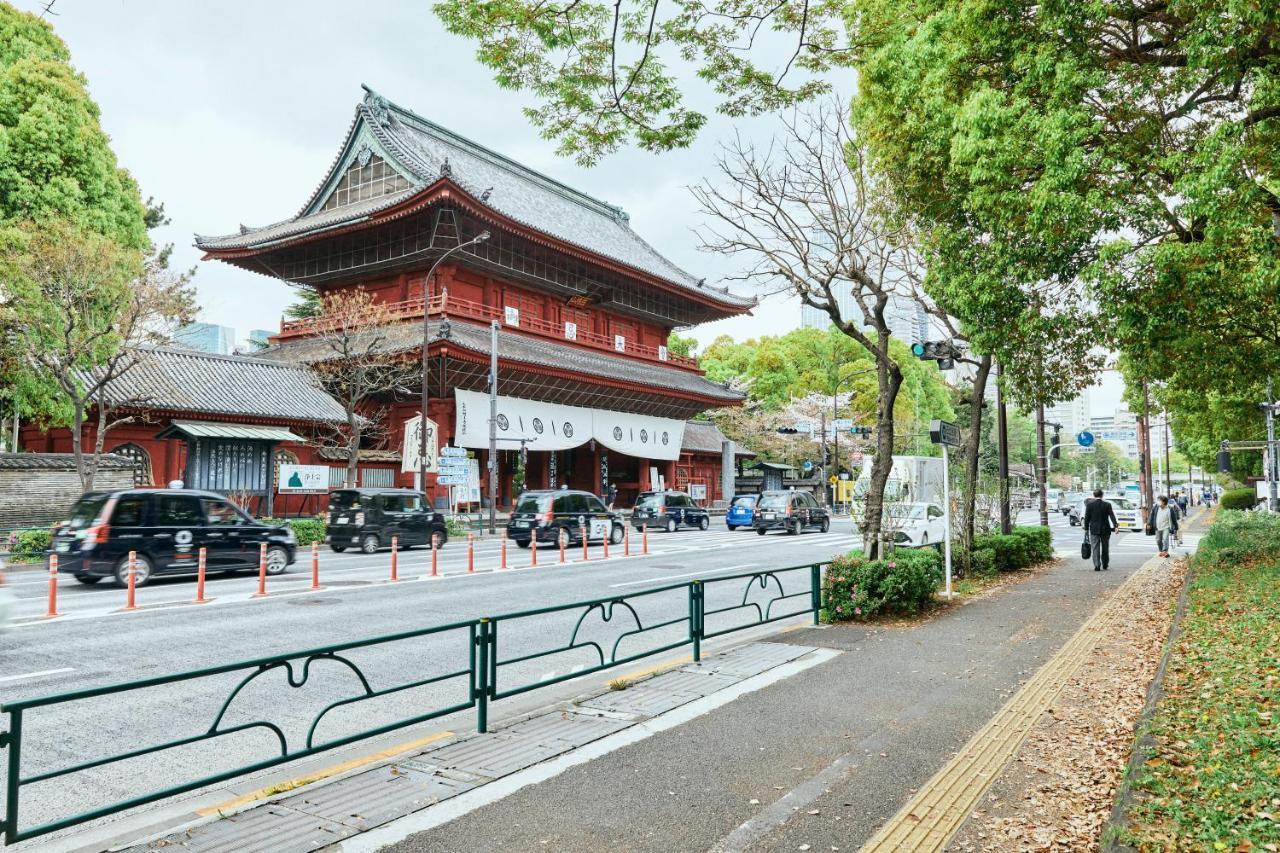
[285, 285, 323, 320]
[433, 0, 852, 164]
[666, 332, 697, 359]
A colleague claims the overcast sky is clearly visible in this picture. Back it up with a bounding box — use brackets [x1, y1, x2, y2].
[17, 0, 1121, 416]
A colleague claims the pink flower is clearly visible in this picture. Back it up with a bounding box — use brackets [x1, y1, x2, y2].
[888, 561, 896, 569]
[854, 607, 862, 616]
[836, 605, 844, 614]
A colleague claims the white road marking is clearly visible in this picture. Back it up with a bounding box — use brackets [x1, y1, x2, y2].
[610, 564, 758, 588]
[0, 667, 74, 683]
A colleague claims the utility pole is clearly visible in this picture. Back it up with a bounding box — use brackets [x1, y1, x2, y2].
[1137, 381, 1154, 516]
[1162, 419, 1172, 499]
[1267, 378, 1278, 512]
[820, 409, 828, 506]
[488, 320, 499, 534]
[996, 362, 1011, 534]
[1035, 403, 1049, 527]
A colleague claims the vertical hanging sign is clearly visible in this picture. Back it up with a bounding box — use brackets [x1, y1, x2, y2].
[599, 452, 609, 495]
[549, 451, 558, 488]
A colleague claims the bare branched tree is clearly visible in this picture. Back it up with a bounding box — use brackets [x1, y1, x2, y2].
[309, 290, 418, 487]
[693, 101, 924, 558]
[4, 221, 195, 488]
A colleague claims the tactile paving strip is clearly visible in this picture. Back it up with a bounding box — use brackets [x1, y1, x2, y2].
[278, 763, 475, 831]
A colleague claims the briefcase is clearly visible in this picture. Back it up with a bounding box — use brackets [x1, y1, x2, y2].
[1081, 538, 1091, 560]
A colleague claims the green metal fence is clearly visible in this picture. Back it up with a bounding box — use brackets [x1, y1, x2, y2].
[0, 562, 823, 845]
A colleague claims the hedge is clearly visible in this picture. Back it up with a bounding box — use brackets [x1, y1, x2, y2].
[1219, 487, 1259, 511]
[257, 516, 326, 546]
[969, 525, 1053, 573]
[824, 547, 943, 620]
[5, 528, 52, 562]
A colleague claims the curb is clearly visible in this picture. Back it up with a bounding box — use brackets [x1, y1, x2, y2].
[1100, 558, 1196, 852]
[859, 556, 1164, 852]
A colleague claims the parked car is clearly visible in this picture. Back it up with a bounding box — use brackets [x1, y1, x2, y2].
[327, 488, 448, 553]
[0, 556, 14, 633]
[1062, 491, 1083, 515]
[884, 502, 947, 549]
[1070, 495, 1140, 531]
[1069, 499, 1085, 526]
[725, 494, 758, 530]
[51, 489, 297, 587]
[753, 489, 831, 535]
[507, 489, 625, 548]
[631, 490, 710, 533]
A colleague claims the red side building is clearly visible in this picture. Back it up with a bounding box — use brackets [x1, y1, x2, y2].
[21, 87, 753, 514]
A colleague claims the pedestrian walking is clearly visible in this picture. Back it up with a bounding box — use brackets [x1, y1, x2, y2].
[1083, 488, 1118, 572]
[606, 482, 618, 510]
[1176, 491, 1189, 516]
[1147, 495, 1179, 558]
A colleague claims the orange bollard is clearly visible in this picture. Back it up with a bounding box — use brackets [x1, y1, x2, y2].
[642, 524, 649, 555]
[582, 530, 589, 562]
[500, 537, 507, 570]
[603, 530, 609, 560]
[125, 550, 138, 610]
[559, 530, 566, 564]
[45, 554, 60, 618]
[624, 524, 631, 557]
[254, 542, 267, 597]
[194, 547, 209, 604]
[390, 536, 399, 582]
[430, 533, 439, 577]
[467, 533, 475, 573]
[309, 542, 321, 590]
[531, 537, 538, 567]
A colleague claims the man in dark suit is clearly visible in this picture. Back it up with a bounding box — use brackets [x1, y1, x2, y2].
[1083, 488, 1118, 571]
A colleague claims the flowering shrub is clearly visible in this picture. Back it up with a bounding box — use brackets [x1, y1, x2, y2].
[824, 548, 943, 621]
[6, 528, 52, 562]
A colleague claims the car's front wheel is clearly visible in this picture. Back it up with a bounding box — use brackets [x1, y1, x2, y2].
[756, 527, 767, 536]
[820, 516, 830, 533]
[331, 545, 347, 553]
[74, 575, 103, 585]
[516, 539, 530, 549]
[113, 553, 154, 588]
[265, 545, 290, 575]
[698, 516, 709, 531]
[360, 534, 380, 554]
[609, 524, 624, 545]
[430, 529, 448, 549]
[788, 519, 802, 536]
[727, 524, 737, 531]
[665, 518, 677, 534]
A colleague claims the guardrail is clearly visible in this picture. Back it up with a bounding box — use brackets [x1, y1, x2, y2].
[0, 562, 823, 845]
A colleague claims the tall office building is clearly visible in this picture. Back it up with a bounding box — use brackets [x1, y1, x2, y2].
[1046, 390, 1091, 439]
[173, 322, 236, 355]
[248, 329, 274, 350]
[799, 293, 927, 345]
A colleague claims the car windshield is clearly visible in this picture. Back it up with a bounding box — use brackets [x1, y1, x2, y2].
[885, 503, 927, 520]
[64, 495, 109, 529]
[634, 494, 664, 509]
[1112, 498, 1136, 510]
[731, 496, 756, 508]
[515, 494, 550, 513]
[757, 494, 789, 511]
[329, 491, 360, 510]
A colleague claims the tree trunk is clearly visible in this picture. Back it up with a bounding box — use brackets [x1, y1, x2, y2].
[860, 358, 903, 560]
[345, 417, 361, 488]
[959, 354, 991, 569]
[71, 401, 90, 490]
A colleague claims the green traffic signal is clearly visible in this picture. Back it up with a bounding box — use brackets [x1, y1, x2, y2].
[911, 342, 926, 357]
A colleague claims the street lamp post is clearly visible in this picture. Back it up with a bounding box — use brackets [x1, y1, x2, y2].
[419, 232, 490, 503]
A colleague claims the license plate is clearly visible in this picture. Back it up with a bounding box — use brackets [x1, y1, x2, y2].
[515, 520, 529, 528]
[763, 513, 776, 520]
[55, 542, 70, 553]
[337, 516, 349, 525]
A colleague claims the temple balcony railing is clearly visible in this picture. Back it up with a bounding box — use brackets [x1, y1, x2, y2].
[275, 292, 702, 372]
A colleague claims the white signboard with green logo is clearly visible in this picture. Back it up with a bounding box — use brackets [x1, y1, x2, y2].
[278, 464, 328, 494]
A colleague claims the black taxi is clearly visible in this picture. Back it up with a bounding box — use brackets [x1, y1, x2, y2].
[51, 489, 296, 587]
[506, 489, 625, 548]
[326, 488, 448, 553]
[752, 489, 831, 535]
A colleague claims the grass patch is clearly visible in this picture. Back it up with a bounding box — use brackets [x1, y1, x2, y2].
[607, 677, 631, 691]
[1117, 511, 1280, 850]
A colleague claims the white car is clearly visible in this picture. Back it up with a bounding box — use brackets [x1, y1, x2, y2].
[884, 502, 947, 549]
[1111, 497, 1142, 532]
[0, 556, 15, 633]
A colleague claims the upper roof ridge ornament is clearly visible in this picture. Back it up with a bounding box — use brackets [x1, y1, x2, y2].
[362, 87, 392, 128]
[439, 157, 453, 178]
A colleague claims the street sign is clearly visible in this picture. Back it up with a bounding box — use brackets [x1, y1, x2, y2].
[1099, 429, 1136, 441]
[833, 418, 853, 431]
[440, 447, 468, 457]
[1074, 446, 1097, 454]
[437, 474, 470, 485]
[278, 464, 328, 494]
[928, 419, 961, 447]
[1077, 431, 1095, 446]
[802, 460, 814, 473]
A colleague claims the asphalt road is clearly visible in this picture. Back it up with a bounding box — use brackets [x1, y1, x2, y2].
[0, 521, 861, 844]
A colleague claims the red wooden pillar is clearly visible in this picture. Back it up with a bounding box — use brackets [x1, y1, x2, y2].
[638, 459, 651, 492]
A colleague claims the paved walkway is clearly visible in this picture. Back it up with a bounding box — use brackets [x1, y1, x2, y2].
[376, 536, 1161, 852]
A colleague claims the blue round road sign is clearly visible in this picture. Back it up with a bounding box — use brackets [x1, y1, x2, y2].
[1077, 431, 1095, 447]
[802, 460, 814, 472]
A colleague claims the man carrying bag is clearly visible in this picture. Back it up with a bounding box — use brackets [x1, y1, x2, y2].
[1083, 489, 1118, 571]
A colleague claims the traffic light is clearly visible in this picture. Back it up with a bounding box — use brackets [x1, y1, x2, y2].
[777, 426, 801, 434]
[849, 426, 873, 436]
[911, 340, 957, 370]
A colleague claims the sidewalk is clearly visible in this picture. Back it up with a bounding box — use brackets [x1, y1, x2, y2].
[106, 532, 1158, 853]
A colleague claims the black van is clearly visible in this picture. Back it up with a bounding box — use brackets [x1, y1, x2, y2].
[631, 490, 710, 533]
[51, 489, 296, 587]
[327, 488, 448, 553]
[506, 489, 625, 548]
[752, 489, 831, 535]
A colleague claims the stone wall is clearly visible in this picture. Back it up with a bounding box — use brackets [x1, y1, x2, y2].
[0, 454, 136, 532]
